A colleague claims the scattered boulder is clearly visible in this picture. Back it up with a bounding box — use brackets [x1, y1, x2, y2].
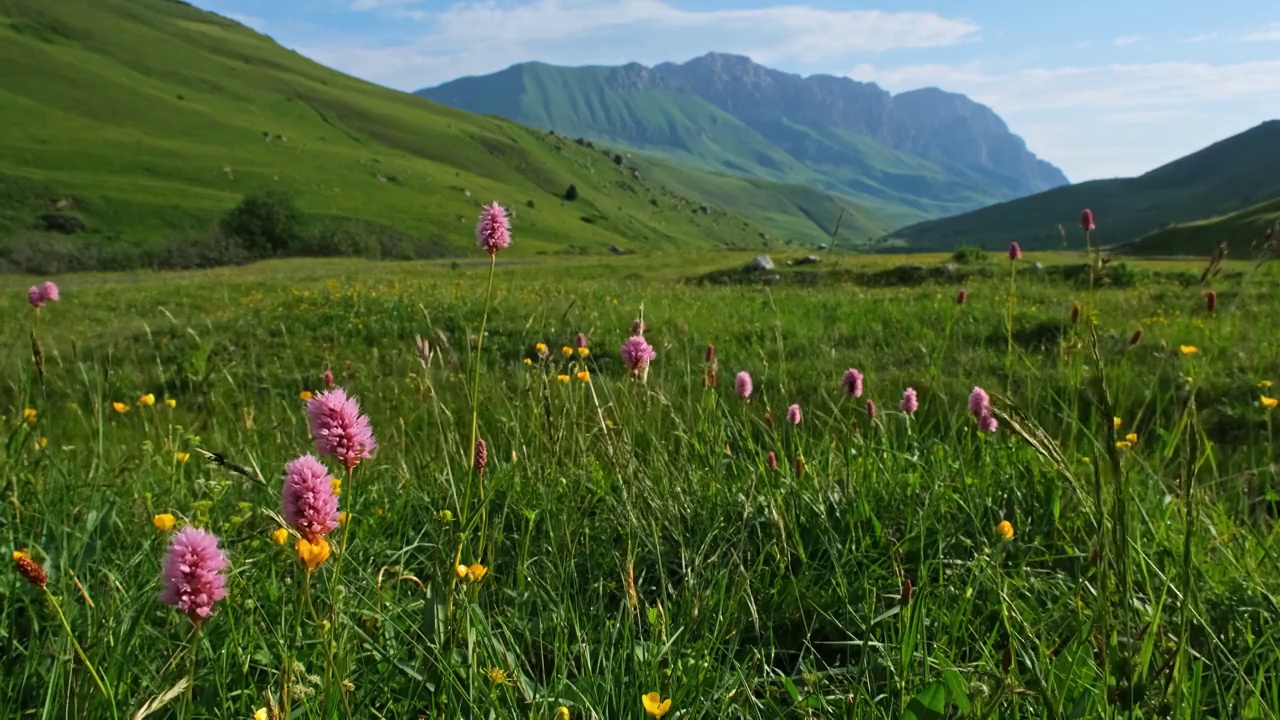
[816, 244, 828, 251]
[39, 213, 85, 234]
[749, 255, 775, 271]
[608, 244, 625, 255]
[1031, 261, 1044, 272]
[762, 273, 782, 285]
[791, 255, 820, 266]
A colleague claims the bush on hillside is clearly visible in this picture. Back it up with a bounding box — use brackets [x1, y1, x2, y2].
[564, 184, 579, 201]
[220, 189, 306, 256]
[951, 245, 989, 264]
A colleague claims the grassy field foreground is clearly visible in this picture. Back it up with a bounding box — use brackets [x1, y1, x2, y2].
[3, 249, 1280, 718]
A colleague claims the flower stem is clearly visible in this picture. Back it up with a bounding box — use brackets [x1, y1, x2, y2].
[44, 587, 118, 720]
[185, 624, 201, 720]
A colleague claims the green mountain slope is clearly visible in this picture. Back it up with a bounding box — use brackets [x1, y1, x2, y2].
[418, 56, 1067, 221]
[1125, 196, 1280, 257]
[884, 120, 1280, 252]
[0, 0, 875, 267]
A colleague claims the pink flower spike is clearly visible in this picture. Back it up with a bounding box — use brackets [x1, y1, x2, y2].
[476, 202, 512, 255]
[41, 282, 59, 303]
[27, 285, 44, 308]
[159, 527, 229, 625]
[786, 404, 802, 425]
[865, 399, 877, 421]
[767, 451, 778, 471]
[323, 370, 335, 389]
[306, 388, 377, 471]
[968, 386, 991, 417]
[978, 412, 999, 434]
[900, 387, 919, 415]
[619, 335, 656, 376]
[842, 368, 864, 398]
[575, 332, 588, 349]
[282, 454, 340, 542]
[734, 371, 753, 399]
[1080, 208, 1096, 231]
[1008, 242, 1022, 261]
[631, 319, 647, 335]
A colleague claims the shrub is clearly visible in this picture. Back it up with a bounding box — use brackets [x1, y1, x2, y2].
[564, 184, 579, 201]
[951, 245, 988, 264]
[220, 189, 306, 256]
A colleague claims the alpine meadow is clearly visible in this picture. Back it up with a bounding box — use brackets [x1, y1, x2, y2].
[4, 0, 1280, 719]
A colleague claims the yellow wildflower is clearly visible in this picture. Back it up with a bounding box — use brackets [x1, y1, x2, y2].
[1262, 396, 1279, 410]
[296, 536, 331, 570]
[1261, 380, 1274, 389]
[374, 507, 384, 516]
[561, 346, 573, 357]
[337, 511, 349, 525]
[577, 347, 590, 358]
[1113, 417, 1122, 429]
[13, 549, 30, 561]
[1115, 440, 1133, 451]
[1179, 345, 1199, 356]
[35, 437, 48, 450]
[436, 509, 454, 522]
[465, 563, 487, 582]
[272, 528, 289, 545]
[1082, 456, 1091, 464]
[175, 451, 190, 463]
[330, 477, 342, 495]
[522, 358, 532, 365]
[23, 408, 37, 423]
[139, 393, 156, 407]
[995, 520, 1014, 541]
[556, 374, 571, 383]
[112, 402, 130, 414]
[152, 513, 176, 532]
[485, 667, 509, 685]
[299, 390, 314, 401]
[556, 707, 570, 720]
[576, 371, 590, 382]
[1125, 432, 1138, 444]
[254, 709, 268, 720]
[535, 342, 548, 357]
[642, 693, 672, 718]
[165, 398, 177, 409]
[455, 564, 469, 578]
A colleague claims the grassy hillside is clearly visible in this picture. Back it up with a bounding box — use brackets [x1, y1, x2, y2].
[885, 120, 1280, 252]
[1126, 195, 1280, 257]
[420, 63, 1016, 221]
[0, 0, 875, 269]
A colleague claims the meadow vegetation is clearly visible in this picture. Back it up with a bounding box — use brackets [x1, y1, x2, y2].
[5, 220, 1280, 718]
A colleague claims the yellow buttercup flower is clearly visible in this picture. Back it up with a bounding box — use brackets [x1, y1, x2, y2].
[1125, 432, 1138, 444]
[556, 374, 570, 383]
[455, 563, 469, 578]
[535, 342, 548, 356]
[272, 528, 289, 545]
[337, 511, 349, 525]
[466, 563, 487, 582]
[330, 477, 342, 495]
[522, 358, 532, 365]
[254, 709, 268, 720]
[485, 667, 510, 685]
[23, 408, 38, 423]
[577, 347, 590, 358]
[1081, 456, 1091, 464]
[556, 707, 570, 720]
[112, 402, 130, 414]
[1179, 345, 1199, 356]
[995, 520, 1014, 541]
[13, 549, 30, 561]
[165, 398, 177, 409]
[576, 371, 590, 382]
[152, 513, 176, 532]
[1261, 380, 1275, 389]
[175, 451, 190, 463]
[436, 509, 454, 523]
[1115, 440, 1133, 451]
[299, 390, 314, 401]
[296, 536, 331, 570]
[35, 437, 48, 450]
[642, 693, 672, 718]
[561, 346, 573, 357]
[1113, 417, 1122, 429]
[1262, 396, 1279, 410]
[138, 393, 156, 407]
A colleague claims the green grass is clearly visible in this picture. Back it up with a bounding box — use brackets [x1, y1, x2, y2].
[0, 0, 873, 260]
[4, 245, 1280, 717]
[887, 120, 1280, 252]
[1127, 195, 1280, 257]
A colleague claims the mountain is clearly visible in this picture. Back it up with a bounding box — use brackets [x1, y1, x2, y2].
[0, 0, 878, 271]
[417, 54, 1068, 222]
[884, 121, 1280, 252]
[1125, 195, 1280, 257]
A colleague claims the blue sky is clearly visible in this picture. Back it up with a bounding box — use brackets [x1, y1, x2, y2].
[191, 0, 1280, 182]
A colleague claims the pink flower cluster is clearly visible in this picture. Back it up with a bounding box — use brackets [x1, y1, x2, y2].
[159, 528, 229, 625]
[282, 454, 340, 542]
[969, 386, 998, 433]
[476, 202, 511, 255]
[27, 281, 60, 309]
[786, 404, 802, 425]
[619, 335, 656, 376]
[842, 368, 863, 398]
[306, 388, 377, 470]
[900, 387, 919, 415]
[734, 371, 753, 399]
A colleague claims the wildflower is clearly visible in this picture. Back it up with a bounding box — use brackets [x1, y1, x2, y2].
[556, 707, 570, 720]
[643, 692, 672, 718]
[1179, 345, 1199, 356]
[978, 413, 998, 434]
[1261, 380, 1274, 389]
[956, 288, 968, 305]
[968, 387, 991, 417]
[139, 393, 156, 407]
[556, 374, 571, 383]
[1080, 208, 1096, 231]
[152, 513, 177, 532]
[337, 512, 349, 526]
[619, 335, 656, 376]
[323, 370, 335, 389]
[535, 342, 548, 357]
[786, 404, 802, 425]
[1113, 417, 1123, 429]
[1125, 432, 1138, 444]
[282, 454, 340, 542]
[763, 411, 774, 429]
[1262, 396, 1278, 409]
[1008, 242, 1022, 261]
[255, 709, 268, 720]
[27, 285, 44, 308]
[1115, 440, 1133, 451]
[1082, 456, 1091, 464]
[306, 388, 377, 471]
[522, 358, 532, 365]
[160, 527, 229, 624]
[485, 667, 509, 685]
[794, 455, 805, 478]
[1070, 302, 1081, 325]
[455, 564, 468, 578]
[42, 281, 59, 302]
[561, 345, 573, 357]
[295, 536, 331, 571]
[299, 390, 314, 401]
[35, 436, 48, 450]
[842, 368, 864, 398]
[996, 520, 1014, 541]
[23, 408, 37, 423]
[705, 343, 715, 363]
[576, 370, 590, 382]
[436, 509, 454, 522]
[175, 451, 190, 463]
[476, 202, 512, 255]
[474, 439, 488, 473]
[462, 563, 487, 582]
[575, 332, 588, 348]
[112, 402, 130, 414]
[735, 371, 753, 399]
[272, 528, 289, 545]
[1205, 291, 1217, 313]
[330, 477, 341, 495]
[165, 398, 177, 409]
[578, 346, 590, 358]
[865, 399, 877, 421]
[900, 387, 918, 415]
[631, 319, 647, 335]
[13, 549, 47, 589]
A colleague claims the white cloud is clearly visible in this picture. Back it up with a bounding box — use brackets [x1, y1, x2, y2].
[301, 0, 979, 89]
[850, 60, 1280, 180]
[349, 0, 422, 10]
[1244, 24, 1280, 42]
[1112, 35, 1143, 47]
[227, 12, 266, 31]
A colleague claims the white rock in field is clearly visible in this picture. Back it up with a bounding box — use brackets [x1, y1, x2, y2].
[750, 255, 775, 271]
